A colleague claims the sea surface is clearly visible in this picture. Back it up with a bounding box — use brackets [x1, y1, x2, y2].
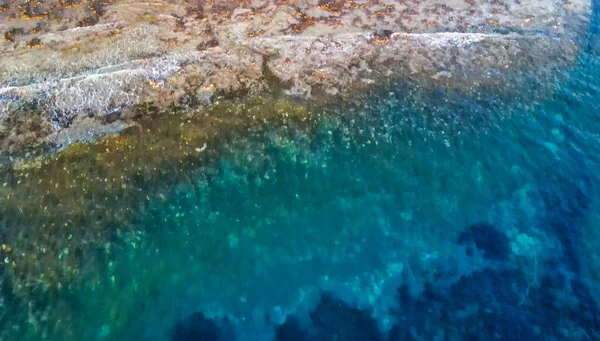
[1, 7, 600, 341]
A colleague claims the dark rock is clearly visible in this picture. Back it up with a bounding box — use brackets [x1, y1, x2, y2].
[457, 222, 510, 260]
[373, 30, 394, 40]
[310, 294, 384, 341]
[276, 293, 384, 341]
[390, 269, 537, 340]
[390, 264, 600, 340]
[196, 38, 219, 51]
[171, 312, 226, 341]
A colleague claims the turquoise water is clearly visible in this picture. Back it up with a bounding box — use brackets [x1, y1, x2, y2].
[2, 14, 600, 341]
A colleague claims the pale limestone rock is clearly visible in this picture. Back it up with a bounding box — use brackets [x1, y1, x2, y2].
[0, 0, 592, 152]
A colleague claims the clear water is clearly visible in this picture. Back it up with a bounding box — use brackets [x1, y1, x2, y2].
[2, 13, 600, 341]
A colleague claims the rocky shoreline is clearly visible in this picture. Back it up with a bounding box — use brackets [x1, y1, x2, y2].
[0, 0, 593, 156]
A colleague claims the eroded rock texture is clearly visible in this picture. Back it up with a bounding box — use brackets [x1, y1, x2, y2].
[0, 0, 592, 153]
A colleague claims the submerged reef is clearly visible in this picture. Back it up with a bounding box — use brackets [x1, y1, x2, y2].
[163, 261, 600, 340]
[457, 222, 510, 260]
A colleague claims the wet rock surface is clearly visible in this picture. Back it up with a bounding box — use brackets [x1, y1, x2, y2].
[0, 0, 592, 155]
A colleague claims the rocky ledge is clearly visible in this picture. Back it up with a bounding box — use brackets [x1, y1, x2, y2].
[0, 0, 592, 155]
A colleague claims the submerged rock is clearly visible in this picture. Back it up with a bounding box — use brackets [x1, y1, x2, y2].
[276, 293, 384, 341]
[172, 312, 231, 341]
[457, 222, 511, 261]
[275, 293, 385, 341]
[310, 294, 384, 341]
[390, 267, 600, 340]
[276, 317, 313, 341]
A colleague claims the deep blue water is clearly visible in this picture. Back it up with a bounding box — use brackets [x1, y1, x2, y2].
[2, 10, 600, 341]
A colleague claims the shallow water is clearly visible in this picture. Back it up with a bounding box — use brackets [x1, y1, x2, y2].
[1, 15, 600, 341]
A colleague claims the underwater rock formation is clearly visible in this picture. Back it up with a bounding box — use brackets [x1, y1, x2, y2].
[457, 222, 510, 260]
[276, 293, 384, 341]
[0, 0, 593, 153]
[389, 266, 600, 340]
[172, 312, 232, 341]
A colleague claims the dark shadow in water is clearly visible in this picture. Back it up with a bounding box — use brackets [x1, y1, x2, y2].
[176, 262, 599, 340]
[275, 293, 384, 341]
[390, 268, 537, 341]
[457, 222, 511, 261]
[174, 294, 385, 341]
[536, 166, 600, 337]
[171, 312, 233, 341]
[390, 265, 599, 340]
